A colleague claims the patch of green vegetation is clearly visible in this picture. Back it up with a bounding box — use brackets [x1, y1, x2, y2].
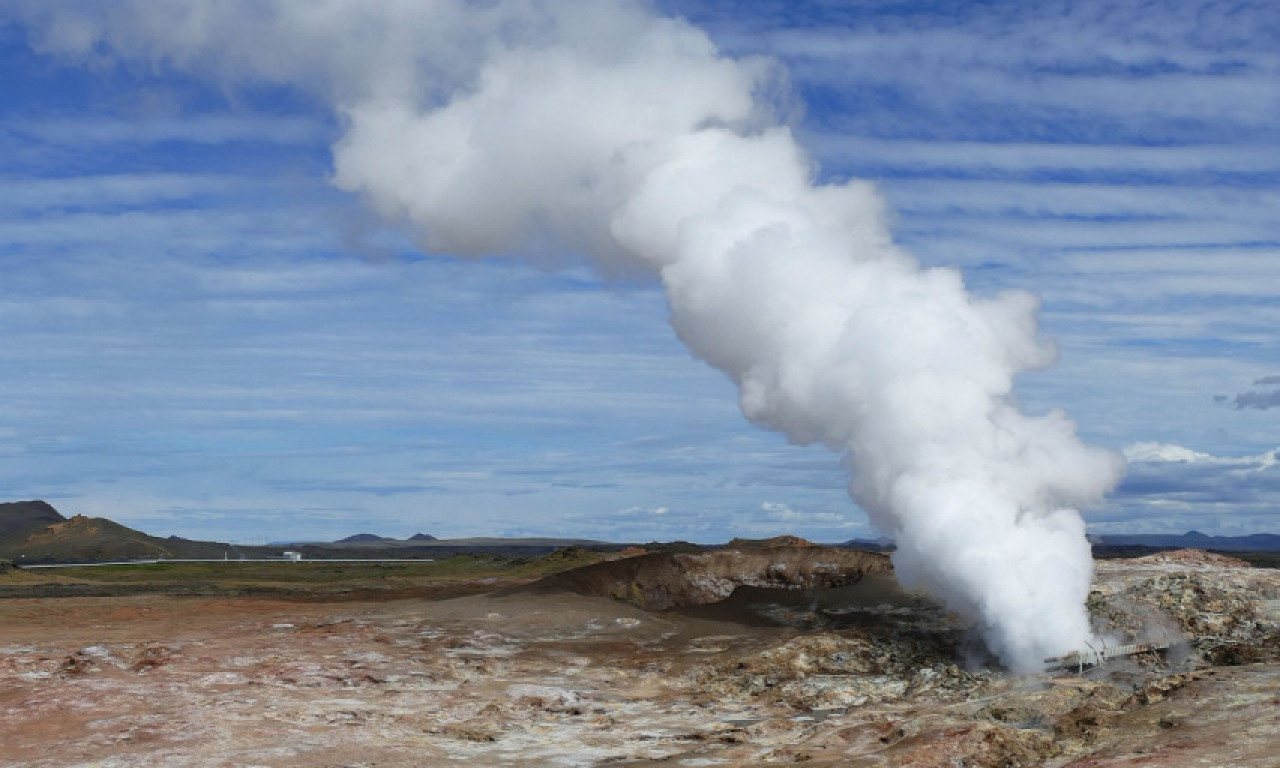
[504, 545, 606, 576]
[74, 563, 181, 577]
[636, 540, 703, 554]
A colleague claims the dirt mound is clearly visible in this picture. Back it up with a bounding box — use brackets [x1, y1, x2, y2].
[536, 545, 892, 610]
[1127, 548, 1252, 568]
[611, 546, 649, 559]
[724, 535, 817, 549]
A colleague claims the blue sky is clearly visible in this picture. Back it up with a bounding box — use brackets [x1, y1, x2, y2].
[1, 0, 1278, 543]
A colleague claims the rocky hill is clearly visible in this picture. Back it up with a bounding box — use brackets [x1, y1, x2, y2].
[0, 500, 65, 541]
[3, 515, 172, 562]
[0, 501, 241, 563]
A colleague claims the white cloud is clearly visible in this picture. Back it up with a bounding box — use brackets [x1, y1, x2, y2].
[618, 505, 669, 517]
[757, 500, 853, 527]
[1123, 442, 1215, 464]
[1124, 442, 1278, 473]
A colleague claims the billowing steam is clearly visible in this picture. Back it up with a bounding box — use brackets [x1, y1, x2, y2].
[15, 0, 1124, 672]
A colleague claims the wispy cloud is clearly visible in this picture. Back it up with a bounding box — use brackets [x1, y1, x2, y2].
[811, 139, 1280, 177]
[693, 0, 1280, 143]
[4, 115, 329, 147]
[1218, 375, 1280, 410]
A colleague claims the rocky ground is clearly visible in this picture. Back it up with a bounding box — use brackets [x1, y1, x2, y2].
[0, 549, 1276, 767]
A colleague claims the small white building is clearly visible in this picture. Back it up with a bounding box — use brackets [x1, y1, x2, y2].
[282, 551, 303, 562]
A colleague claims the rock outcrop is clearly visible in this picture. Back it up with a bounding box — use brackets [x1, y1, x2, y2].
[0, 500, 65, 541]
[538, 545, 892, 610]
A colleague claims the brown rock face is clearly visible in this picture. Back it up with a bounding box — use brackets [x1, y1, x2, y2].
[538, 545, 893, 610]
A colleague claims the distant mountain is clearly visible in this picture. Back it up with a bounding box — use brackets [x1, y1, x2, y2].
[408, 533, 438, 541]
[336, 533, 394, 543]
[0, 500, 65, 541]
[1093, 531, 1280, 552]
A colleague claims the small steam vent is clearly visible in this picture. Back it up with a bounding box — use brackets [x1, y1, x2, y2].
[1044, 640, 1172, 674]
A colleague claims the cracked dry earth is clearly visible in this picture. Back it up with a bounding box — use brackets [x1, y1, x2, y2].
[1, 552, 1277, 767]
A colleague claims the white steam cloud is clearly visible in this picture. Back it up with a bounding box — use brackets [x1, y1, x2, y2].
[14, 0, 1124, 672]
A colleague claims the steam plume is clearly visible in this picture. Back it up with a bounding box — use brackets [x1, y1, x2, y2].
[14, 0, 1124, 672]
